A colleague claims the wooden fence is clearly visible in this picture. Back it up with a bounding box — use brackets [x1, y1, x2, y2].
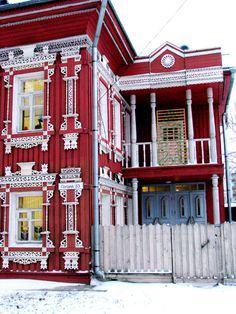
[99, 223, 236, 283]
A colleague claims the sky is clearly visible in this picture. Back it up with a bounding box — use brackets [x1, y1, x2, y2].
[7, 0, 236, 67]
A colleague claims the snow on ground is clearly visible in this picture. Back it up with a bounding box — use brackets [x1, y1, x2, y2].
[0, 278, 235, 314]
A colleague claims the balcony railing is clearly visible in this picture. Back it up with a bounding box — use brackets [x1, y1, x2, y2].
[123, 138, 213, 168]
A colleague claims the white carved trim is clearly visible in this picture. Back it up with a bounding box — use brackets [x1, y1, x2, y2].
[63, 252, 80, 270]
[0, 164, 56, 188]
[0, 53, 56, 70]
[63, 133, 79, 150]
[134, 43, 222, 63]
[118, 66, 223, 91]
[1, 251, 49, 270]
[4, 135, 51, 154]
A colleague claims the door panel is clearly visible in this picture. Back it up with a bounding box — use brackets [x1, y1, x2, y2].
[174, 192, 191, 224]
[157, 193, 172, 224]
[141, 194, 156, 224]
[190, 192, 206, 223]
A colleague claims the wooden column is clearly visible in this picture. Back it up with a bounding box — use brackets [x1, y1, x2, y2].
[130, 95, 138, 167]
[132, 178, 139, 225]
[212, 174, 220, 225]
[207, 87, 217, 163]
[186, 89, 195, 164]
[150, 93, 158, 166]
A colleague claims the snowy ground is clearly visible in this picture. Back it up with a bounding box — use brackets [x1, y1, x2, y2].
[0, 278, 235, 314]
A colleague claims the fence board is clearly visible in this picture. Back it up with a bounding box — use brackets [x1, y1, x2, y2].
[99, 223, 236, 282]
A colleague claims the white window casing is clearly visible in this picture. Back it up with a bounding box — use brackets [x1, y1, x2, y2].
[12, 72, 44, 134]
[9, 191, 43, 248]
[99, 81, 108, 141]
[101, 193, 111, 225]
[113, 98, 121, 150]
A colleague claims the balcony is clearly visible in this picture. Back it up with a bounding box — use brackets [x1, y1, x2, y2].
[123, 138, 214, 168]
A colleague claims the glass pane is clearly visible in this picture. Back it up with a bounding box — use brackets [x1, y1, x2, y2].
[142, 186, 148, 193]
[19, 196, 42, 209]
[21, 96, 29, 106]
[34, 108, 44, 130]
[146, 198, 152, 218]
[149, 186, 155, 192]
[34, 95, 44, 106]
[21, 109, 30, 130]
[31, 219, 42, 241]
[32, 210, 42, 219]
[156, 186, 171, 192]
[18, 221, 29, 241]
[161, 197, 167, 218]
[198, 184, 205, 190]
[175, 184, 189, 192]
[22, 79, 44, 93]
[179, 197, 185, 217]
[19, 212, 28, 219]
[195, 197, 201, 217]
[190, 184, 198, 191]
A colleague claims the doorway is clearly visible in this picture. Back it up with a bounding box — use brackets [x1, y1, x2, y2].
[141, 183, 206, 224]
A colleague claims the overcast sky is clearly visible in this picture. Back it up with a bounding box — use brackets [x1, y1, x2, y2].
[7, 0, 236, 67]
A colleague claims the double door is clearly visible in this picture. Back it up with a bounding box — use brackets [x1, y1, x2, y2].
[142, 183, 206, 225]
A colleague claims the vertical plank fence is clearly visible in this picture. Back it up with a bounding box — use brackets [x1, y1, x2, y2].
[99, 222, 236, 283]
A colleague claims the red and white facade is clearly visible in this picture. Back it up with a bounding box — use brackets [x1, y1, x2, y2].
[0, 0, 231, 283]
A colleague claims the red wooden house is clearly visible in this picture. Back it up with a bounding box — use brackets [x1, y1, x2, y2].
[0, 0, 231, 283]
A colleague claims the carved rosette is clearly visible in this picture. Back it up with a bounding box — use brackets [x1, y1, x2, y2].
[59, 168, 84, 270]
[60, 46, 82, 150]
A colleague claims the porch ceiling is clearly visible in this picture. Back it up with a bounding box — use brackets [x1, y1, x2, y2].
[122, 164, 224, 183]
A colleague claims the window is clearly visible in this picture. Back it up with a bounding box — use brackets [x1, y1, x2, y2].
[113, 99, 121, 149]
[9, 192, 43, 247]
[13, 73, 44, 133]
[99, 81, 108, 140]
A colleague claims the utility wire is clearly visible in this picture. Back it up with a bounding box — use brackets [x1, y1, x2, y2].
[139, 0, 189, 55]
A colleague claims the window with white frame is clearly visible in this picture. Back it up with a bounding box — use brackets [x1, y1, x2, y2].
[13, 72, 44, 133]
[99, 81, 108, 140]
[101, 193, 111, 225]
[113, 98, 121, 149]
[9, 192, 43, 247]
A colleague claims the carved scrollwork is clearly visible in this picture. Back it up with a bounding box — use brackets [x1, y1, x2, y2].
[63, 252, 80, 270]
[2, 251, 50, 270]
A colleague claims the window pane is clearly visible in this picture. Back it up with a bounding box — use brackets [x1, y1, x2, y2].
[22, 79, 44, 92]
[18, 221, 29, 241]
[142, 186, 148, 192]
[19, 212, 28, 219]
[34, 95, 44, 106]
[19, 196, 42, 209]
[21, 96, 30, 106]
[21, 109, 30, 130]
[34, 108, 44, 130]
[31, 213, 42, 241]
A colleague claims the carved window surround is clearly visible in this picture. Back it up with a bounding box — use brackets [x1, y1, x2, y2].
[0, 45, 56, 154]
[0, 162, 56, 270]
[59, 46, 82, 150]
[58, 168, 84, 270]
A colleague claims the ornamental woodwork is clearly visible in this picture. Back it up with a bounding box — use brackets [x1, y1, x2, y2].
[60, 46, 82, 150]
[59, 168, 84, 270]
[0, 162, 56, 269]
[0, 46, 56, 154]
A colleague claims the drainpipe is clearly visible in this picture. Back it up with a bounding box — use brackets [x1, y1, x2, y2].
[92, 0, 108, 279]
[222, 68, 236, 222]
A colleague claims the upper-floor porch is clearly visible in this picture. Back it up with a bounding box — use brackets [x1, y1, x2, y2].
[122, 85, 222, 170]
